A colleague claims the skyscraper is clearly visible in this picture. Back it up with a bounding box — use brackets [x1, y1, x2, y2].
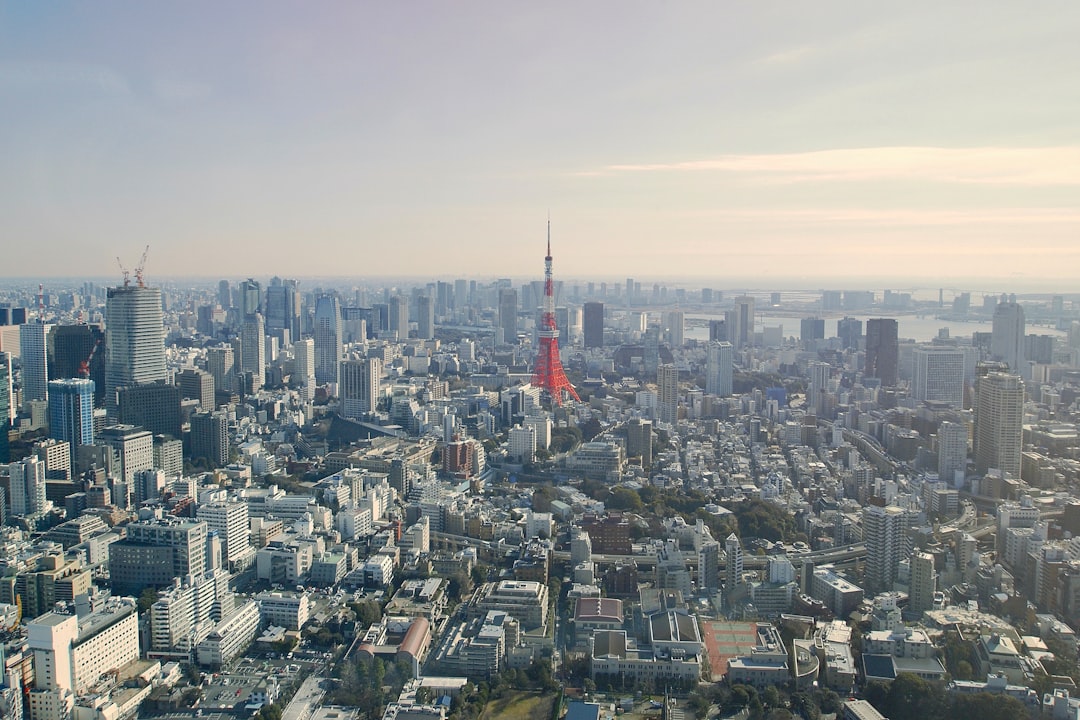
[48, 324, 106, 407]
[99, 424, 154, 485]
[657, 363, 678, 424]
[583, 301, 604, 349]
[724, 533, 743, 599]
[389, 295, 409, 340]
[9, 455, 46, 517]
[313, 294, 342, 385]
[937, 421, 968, 486]
[808, 361, 831, 417]
[265, 277, 300, 343]
[863, 504, 908, 595]
[0, 351, 11, 462]
[530, 228, 579, 405]
[293, 338, 315, 401]
[911, 345, 965, 406]
[105, 285, 166, 416]
[974, 371, 1024, 478]
[238, 278, 261, 317]
[909, 551, 937, 616]
[239, 313, 266, 392]
[498, 289, 518, 344]
[339, 357, 382, 419]
[705, 341, 733, 397]
[19, 322, 51, 406]
[837, 317, 862, 350]
[176, 368, 215, 412]
[730, 296, 755, 348]
[190, 412, 229, 469]
[664, 310, 684, 347]
[117, 383, 181, 438]
[865, 318, 899, 386]
[206, 344, 235, 394]
[416, 295, 434, 340]
[991, 298, 1026, 374]
[627, 417, 653, 468]
[48, 379, 95, 462]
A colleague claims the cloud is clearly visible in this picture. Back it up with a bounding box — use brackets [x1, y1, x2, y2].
[577, 146, 1080, 186]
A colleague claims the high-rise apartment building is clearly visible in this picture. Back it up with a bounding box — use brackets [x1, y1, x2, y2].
[313, 294, 342, 385]
[626, 417, 653, 468]
[657, 363, 678, 425]
[865, 318, 899, 386]
[974, 371, 1024, 478]
[197, 502, 251, 567]
[808, 361, 831, 417]
[909, 551, 937, 616]
[664, 310, 684, 347]
[583, 302, 604, 349]
[8, 455, 46, 517]
[239, 313, 266, 392]
[190, 412, 229, 469]
[863, 504, 908, 595]
[388, 295, 409, 340]
[724, 533, 743, 598]
[991, 298, 1026, 374]
[339, 357, 382, 419]
[19, 323, 51, 407]
[104, 285, 166, 416]
[937, 421, 968, 486]
[705, 341, 733, 397]
[0, 351, 11, 462]
[911, 346, 965, 406]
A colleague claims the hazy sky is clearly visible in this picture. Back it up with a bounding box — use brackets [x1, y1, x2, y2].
[3, 2, 1079, 286]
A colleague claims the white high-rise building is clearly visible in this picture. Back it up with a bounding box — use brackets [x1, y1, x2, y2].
[657, 363, 678, 424]
[339, 357, 382, 419]
[239, 313, 266, 392]
[991, 299, 1025, 375]
[937, 421, 968, 486]
[808, 361, 831, 417]
[198, 502, 251, 567]
[313, 294, 342, 385]
[19, 323, 51, 407]
[974, 372, 1024, 478]
[705, 341, 733, 397]
[99, 424, 154, 485]
[8, 455, 47, 517]
[724, 533, 743, 597]
[105, 285, 166, 416]
[508, 425, 537, 464]
[909, 551, 937, 615]
[912, 346, 965, 406]
[863, 505, 908, 595]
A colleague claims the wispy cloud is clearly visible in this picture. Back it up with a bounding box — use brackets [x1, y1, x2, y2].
[577, 146, 1080, 186]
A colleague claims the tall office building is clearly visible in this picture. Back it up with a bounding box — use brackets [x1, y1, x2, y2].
[657, 363, 678, 425]
[808, 361, 831, 417]
[47, 379, 95, 464]
[99, 424, 154, 485]
[705, 341, 733, 397]
[991, 298, 1026, 374]
[865, 318, 899, 386]
[206, 344, 235, 395]
[339, 357, 382, 419]
[974, 371, 1024, 478]
[730, 296, 755, 348]
[19, 322, 51, 406]
[109, 517, 208, 596]
[583, 302, 604, 349]
[197, 502, 251, 567]
[837, 317, 862, 350]
[217, 279, 232, 310]
[416, 295, 434, 340]
[800, 317, 825, 348]
[238, 278, 261, 318]
[48, 324, 106, 407]
[937, 421, 968, 486]
[104, 285, 166, 416]
[292, 338, 315, 401]
[626, 417, 653, 468]
[190, 412, 229, 469]
[8, 455, 46, 517]
[388, 295, 409, 340]
[664, 310, 684, 347]
[911, 346, 965, 406]
[498, 289, 518, 344]
[117, 382, 181, 439]
[239, 313, 266, 392]
[176, 368, 215, 412]
[0, 351, 11, 462]
[265, 277, 300, 343]
[862, 504, 908, 595]
[313, 294, 342, 385]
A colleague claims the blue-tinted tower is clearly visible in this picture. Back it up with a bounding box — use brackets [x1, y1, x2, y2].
[48, 378, 96, 448]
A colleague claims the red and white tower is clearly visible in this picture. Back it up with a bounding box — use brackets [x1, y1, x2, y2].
[531, 222, 580, 406]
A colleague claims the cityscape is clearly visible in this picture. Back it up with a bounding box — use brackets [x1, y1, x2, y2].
[3, 5, 1080, 720]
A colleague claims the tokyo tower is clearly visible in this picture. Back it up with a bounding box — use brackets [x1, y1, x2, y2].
[531, 222, 580, 405]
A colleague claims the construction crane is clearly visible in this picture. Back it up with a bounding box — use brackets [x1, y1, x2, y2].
[116, 257, 131, 287]
[78, 339, 102, 379]
[134, 245, 150, 287]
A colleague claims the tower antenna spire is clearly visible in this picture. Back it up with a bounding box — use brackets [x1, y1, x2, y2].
[531, 218, 580, 406]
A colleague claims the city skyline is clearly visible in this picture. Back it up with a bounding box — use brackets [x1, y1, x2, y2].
[3, 3, 1078, 282]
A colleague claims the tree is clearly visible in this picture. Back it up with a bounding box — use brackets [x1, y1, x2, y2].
[579, 417, 602, 442]
[138, 587, 160, 613]
[883, 673, 945, 720]
[607, 487, 643, 511]
[762, 685, 781, 709]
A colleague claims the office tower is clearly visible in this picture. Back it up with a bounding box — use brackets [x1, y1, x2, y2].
[238, 278, 261, 317]
[388, 295, 409, 340]
[417, 295, 434, 340]
[176, 368, 215, 412]
[198, 502, 251, 567]
[205, 344, 235, 394]
[8, 455, 46, 517]
[293, 338, 315, 401]
[627, 417, 653, 468]
[117, 382, 181, 438]
[239, 313, 266, 392]
[583, 301, 604, 349]
[217, 279, 232, 309]
[730, 295, 755, 348]
[911, 345, 965, 406]
[265, 277, 300, 342]
[974, 371, 1024, 477]
[937, 421, 968, 486]
[340, 307, 367, 344]
[454, 278, 468, 310]
[705, 341, 734, 397]
[808, 361, 831, 417]
[865, 318, 899, 386]
[109, 517, 208, 595]
[19, 322, 51, 406]
[863, 504, 907, 595]
[313, 294, 342, 385]
[724, 533, 743, 596]
[190, 412, 229, 469]
[152, 436, 183, 477]
[704, 319, 725, 343]
[35, 437, 71, 481]
[909, 551, 937, 616]
[664, 310, 684, 347]
[657, 363, 678, 424]
[104, 284, 166, 416]
[48, 324, 106, 407]
[836, 316, 863, 351]
[498, 289, 518, 344]
[0, 352, 10, 462]
[99, 424, 154, 484]
[991, 298, 1026, 374]
[48, 379, 95, 464]
[339, 357, 382, 419]
[800, 317, 825, 348]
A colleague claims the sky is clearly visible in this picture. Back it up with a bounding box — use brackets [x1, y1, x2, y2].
[2, 2, 1079, 287]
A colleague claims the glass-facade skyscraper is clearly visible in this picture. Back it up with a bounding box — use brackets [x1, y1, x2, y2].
[105, 285, 166, 416]
[48, 378, 96, 449]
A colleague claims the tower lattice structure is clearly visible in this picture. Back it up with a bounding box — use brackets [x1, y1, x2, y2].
[531, 224, 580, 405]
